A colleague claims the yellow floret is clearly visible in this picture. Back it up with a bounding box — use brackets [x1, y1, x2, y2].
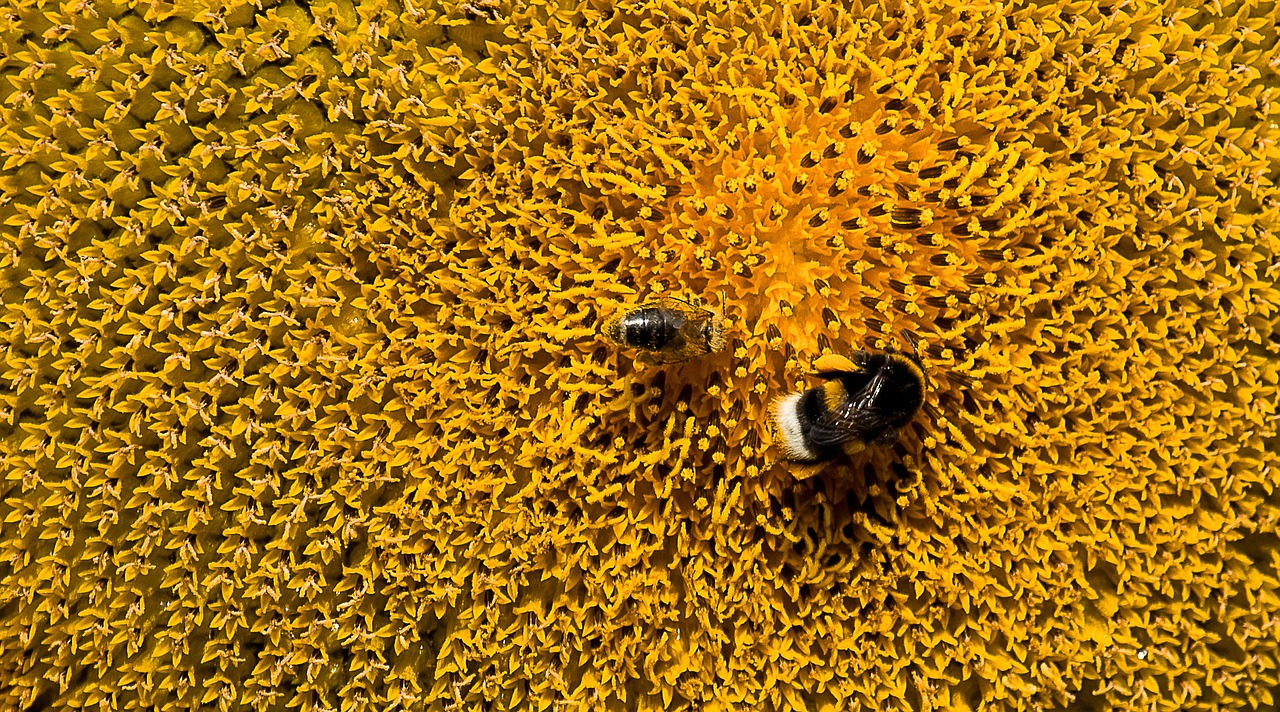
[2, 0, 1280, 710]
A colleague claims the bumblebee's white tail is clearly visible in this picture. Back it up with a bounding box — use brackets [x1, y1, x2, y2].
[772, 393, 817, 462]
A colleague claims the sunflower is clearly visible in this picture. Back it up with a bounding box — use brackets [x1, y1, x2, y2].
[2, 0, 1278, 709]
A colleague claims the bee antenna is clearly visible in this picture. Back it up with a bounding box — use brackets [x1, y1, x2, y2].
[899, 328, 923, 365]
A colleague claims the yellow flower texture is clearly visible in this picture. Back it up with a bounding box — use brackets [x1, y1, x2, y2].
[2, 0, 1279, 708]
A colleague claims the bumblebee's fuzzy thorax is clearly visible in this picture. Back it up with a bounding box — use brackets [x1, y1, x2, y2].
[849, 352, 925, 419]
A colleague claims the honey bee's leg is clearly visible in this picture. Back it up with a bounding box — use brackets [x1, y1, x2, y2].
[870, 425, 900, 446]
[634, 352, 657, 368]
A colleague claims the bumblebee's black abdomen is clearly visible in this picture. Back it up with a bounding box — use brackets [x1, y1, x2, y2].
[619, 307, 685, 350]
[798, 388, 826, 433]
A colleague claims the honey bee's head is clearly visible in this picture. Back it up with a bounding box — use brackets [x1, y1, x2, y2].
[702, 309, 726, 353]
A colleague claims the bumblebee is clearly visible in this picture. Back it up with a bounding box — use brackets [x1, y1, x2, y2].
[602, 296, 726, 365]
[772, 348, 925, 462]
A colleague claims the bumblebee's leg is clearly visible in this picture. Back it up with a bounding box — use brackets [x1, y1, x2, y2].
[839, 440, 867, 457]
[814, 353, 863, 377]
[634, 352, 656, 368]
[870, 425, 900, 446]
[786, 460, 828, 480]
[899, 328, 921, 359]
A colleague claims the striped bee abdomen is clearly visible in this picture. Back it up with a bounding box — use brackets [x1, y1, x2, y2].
[618, 307, 685, 350]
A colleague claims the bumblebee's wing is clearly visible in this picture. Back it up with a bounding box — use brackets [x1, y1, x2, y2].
[806, 370, 896, 448]
[807, 405, 897, 448]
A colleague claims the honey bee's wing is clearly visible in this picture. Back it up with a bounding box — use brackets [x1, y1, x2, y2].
[654, 296, 701, 315]
[648, 298, 692, 340]
[806, 370, 895, 448]
[661, 297, 725, 359]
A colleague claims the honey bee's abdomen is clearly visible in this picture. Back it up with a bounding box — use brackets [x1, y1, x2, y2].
[620, 307, 682, 350]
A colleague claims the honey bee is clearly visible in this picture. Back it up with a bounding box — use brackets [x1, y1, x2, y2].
[602, 295, 726, 365]
[772, 346, 925, 462]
